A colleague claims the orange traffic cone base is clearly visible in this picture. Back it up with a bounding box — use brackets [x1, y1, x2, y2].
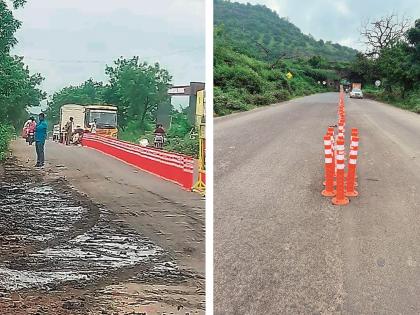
[332, 196, 349, 205]
[345, 190, 358, 197]
[322, 189, 336, 197]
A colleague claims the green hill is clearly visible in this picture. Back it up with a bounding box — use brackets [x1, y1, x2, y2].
[214, 0, 358, 62]
[214, 0, 357, 115]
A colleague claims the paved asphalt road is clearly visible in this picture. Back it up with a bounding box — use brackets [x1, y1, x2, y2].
[214, 93, 420, 314]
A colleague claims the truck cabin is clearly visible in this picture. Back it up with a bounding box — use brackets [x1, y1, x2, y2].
[85, 109, 117, 129]
[84, 106, 118, 138]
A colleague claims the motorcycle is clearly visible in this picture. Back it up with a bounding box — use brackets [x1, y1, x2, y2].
[26, 131, 34, 145]
[154, 134, 165, 149]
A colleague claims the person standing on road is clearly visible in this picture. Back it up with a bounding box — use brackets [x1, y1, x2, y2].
[35, 113, 47, 167]
[64, 117, 74, 145]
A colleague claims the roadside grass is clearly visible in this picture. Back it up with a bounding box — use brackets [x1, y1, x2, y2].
[363, 86, 420, 113]
[0, 124, 14, 161]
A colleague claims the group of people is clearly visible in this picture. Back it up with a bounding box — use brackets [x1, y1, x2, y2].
[23, 115, 165, 169]
[63, 117, 97, 145]
[22, 113, 47, 167]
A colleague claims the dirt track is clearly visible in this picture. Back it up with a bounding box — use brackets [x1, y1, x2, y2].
[0, 139, 205, 314]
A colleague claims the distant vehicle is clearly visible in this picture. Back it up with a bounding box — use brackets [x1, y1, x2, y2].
[52, 124, 60, 141]
[59, 104, 118, 143]
[352, 82, 362, 90]
[59, 105, 85, 143]
[350, 88, 363, 99]
[84, 105, 118, 138]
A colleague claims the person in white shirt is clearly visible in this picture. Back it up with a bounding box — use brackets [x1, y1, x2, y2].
[90, 119, 97, 134]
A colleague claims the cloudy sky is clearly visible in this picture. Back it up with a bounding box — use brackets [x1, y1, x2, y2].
[12, 0, 205, 108]
[236, 0, 420, 50]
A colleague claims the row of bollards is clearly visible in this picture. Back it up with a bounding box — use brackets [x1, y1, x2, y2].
[321, 89, 360, 206]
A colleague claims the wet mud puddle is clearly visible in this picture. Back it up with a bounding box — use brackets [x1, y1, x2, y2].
[0, 162, 200, 309]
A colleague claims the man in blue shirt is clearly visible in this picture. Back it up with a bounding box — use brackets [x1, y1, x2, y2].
[35, 113, 48, 167]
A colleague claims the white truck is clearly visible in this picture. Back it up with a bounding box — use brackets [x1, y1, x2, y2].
[59, 104, 118, 143]
[59, 104, 85, 143]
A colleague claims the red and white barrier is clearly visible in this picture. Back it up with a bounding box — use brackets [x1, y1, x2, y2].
[81, 134, 194, 190]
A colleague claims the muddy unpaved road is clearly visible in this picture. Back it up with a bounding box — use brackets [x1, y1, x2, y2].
[0, 140, 205, 315]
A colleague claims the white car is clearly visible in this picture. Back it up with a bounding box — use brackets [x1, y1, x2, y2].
[350, 88, 363, 99]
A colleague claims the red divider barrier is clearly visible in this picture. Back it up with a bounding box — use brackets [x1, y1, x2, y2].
[81, 133, 194, 190]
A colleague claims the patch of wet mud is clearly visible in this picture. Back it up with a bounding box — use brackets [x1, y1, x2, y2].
[0, 158, 205, 313]
[0, 160, 192, 294]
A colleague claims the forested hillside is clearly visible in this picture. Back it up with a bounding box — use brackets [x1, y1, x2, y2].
[214, 0, 355, 115]
[214, 0, 358, 62]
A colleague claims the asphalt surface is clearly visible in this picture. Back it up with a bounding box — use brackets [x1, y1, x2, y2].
[214, 93, 420, 314]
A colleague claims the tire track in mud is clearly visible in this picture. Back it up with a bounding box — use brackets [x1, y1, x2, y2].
[0, 160, 100, 261]
[0, 158, 204, 311]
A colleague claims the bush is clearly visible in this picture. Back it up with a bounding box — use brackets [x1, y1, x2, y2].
[165, 135, 199, 158]
[0, 124, 14, 161]
[118, 111, 198, 157]
[214, 87, 251, 115]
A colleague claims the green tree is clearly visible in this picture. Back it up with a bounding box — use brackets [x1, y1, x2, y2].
[376, 43, 414, 97]
[0, 0, 26, 55]
[45, 79, 106, 124]
[0, 0, 45, 129]
[348, 53, 378, 86]
[105, 57, 172, 131]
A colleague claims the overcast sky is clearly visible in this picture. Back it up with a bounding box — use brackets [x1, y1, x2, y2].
[236, 0, 420, 50]
[12, 0, 205, 108]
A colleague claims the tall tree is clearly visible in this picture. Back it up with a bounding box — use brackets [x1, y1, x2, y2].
[45, 79, 106, 124]
[361, 14, 411, 57]
[376, 43, 413, 95]
[105, 57, 172, 130]
[0, 0, 45, 128]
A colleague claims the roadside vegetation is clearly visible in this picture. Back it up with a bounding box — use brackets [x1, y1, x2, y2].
[214, 0, 357, 115]
[0, 0, 46, 160]
[348, 17, 420, 113]
[0, 124, 13, 160]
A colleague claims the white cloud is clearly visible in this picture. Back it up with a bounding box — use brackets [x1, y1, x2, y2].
[333, 2, 350, 16]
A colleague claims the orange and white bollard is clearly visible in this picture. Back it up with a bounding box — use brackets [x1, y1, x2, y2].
[338, 121, 345, 138]
[332, 138, 349, 205]
[350, 135, 359, 183]
[336, 135, 345, 158]
[346, 149, 359, 197]
[327, 127, 336, 180]
[322, 135, 335, 197]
